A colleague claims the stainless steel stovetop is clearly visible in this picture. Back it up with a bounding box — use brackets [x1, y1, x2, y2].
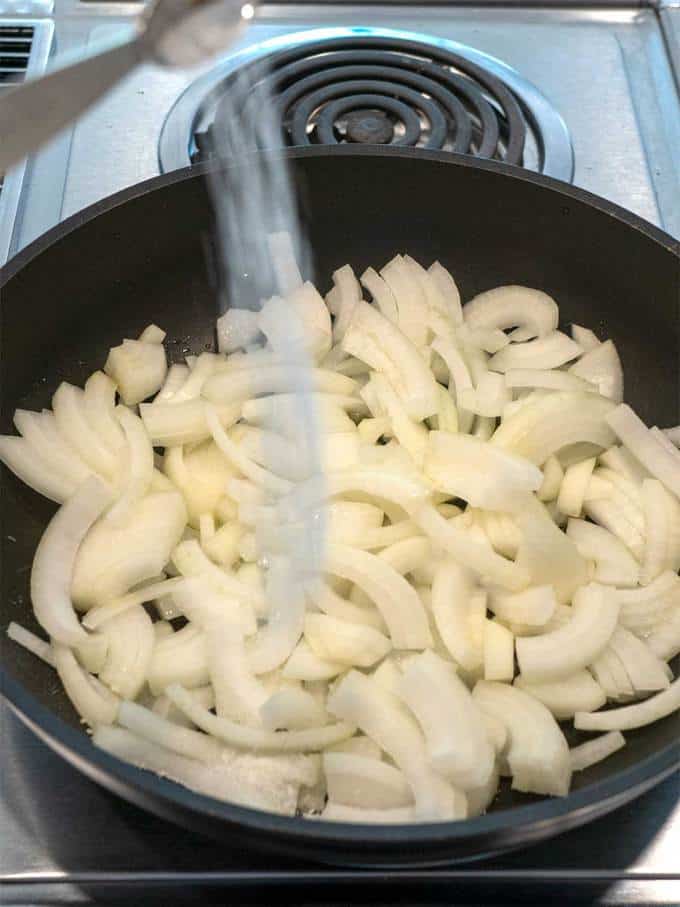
[1, 1, 679, 903]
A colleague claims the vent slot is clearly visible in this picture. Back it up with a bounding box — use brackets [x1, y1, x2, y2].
[0, 25, 34, 85]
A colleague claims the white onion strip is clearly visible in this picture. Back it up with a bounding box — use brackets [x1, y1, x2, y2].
[574, 677, 680, 731]
[31, 476, 112, 645]
[105, 407, 154, 525]
[606, 404, 680, 500]
[569, 732, 626, 771]
[325, 544, 432, 650]
[166, 684, 355, 752]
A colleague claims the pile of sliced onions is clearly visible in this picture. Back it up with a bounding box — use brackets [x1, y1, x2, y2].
[3, 246, 679, 824]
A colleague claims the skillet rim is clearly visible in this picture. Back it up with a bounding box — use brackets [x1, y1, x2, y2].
[1, 146, 678, 860]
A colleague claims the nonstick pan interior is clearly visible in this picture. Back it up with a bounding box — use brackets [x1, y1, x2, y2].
[1, 148, 678, 865]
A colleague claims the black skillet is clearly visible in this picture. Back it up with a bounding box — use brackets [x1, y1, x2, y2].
[1, 147, 678, 866]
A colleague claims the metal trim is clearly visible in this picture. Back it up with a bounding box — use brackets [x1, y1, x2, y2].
[0, 18, 53, 265]
[158, 25, 575, 183]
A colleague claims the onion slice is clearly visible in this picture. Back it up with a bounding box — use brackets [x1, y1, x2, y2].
[606, 404, 680, 500]
[165, 684, 355, 752]
[569, 732, 626, 771]
[463, 286, 558, 338]
[574, 677, 680, 731]
[327, 670, 466, 820]
[515, 583, 619, 681]
[31, 476, 112, 645]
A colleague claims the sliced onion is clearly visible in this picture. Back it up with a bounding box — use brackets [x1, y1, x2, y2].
[282, 639, 345, 681]
[607, 626, 670, 693]
[490, 585, 557, 628]
[98, 605, 154, 699]
[616, 570, 680, 630]
[305, 613, 390, 668]
[148, 624, 208, 695]
[140, 400, 240, 447]
[341, 301, 439, 421]
[645, 605, 680, 662]
[206, 404, 291, 495]
[166, 683, 355, 752]
[491, 391, 616, 465]
[427, 261, 463, 325]
[206, 616, 268, 725]
[599, 445, 649, 485]
[488, 331, 582, 373]
[514, 670, 606, 719]
[327, 670, 465, 820]
[52, 383, 119, 482]
[323, 753, 413, 809]
[307, 580, 384, 630]
[171, 540, 264, 612]
[414, 503, 529, 591]
[514, 496, 588, 604]
[156, 363, 191, 402]
[641, 479, 674, 584]
[368, 373, 428, 467]
[574, 677, 680, 731]
[399, 651, 495, 790]
[425, 431, 542, 512]
[472, 680, 571, 797]
[171, 574, 256, 637]
[570, 324, 601, 352]
[83, 577, 184, 630]
[380, 255, 429, 348]
[506, 369, 594, 393]
[247, 558, 306, 674]
[0, 435, 76, 503]
[569, 339, 623, 402]
[556, 456, 596, 518]
[566, 519, 639, 587]
[464, 286, 558, 338]
[14, 410, 93, 488]
[53, 644, 119, 726]
[261, 687, 328, 731]
[203, 365, 355, 407]
[403, 255, 453, 338]
[515, 583, 619, 681]
[430, 336, 474, 432]
[483, 620, 514, 682]
[329, 264, 362, 343]
[31, 475, 112, 645]
[95, 725, 315, 816]
[72, 491, 187, 608]
[83, 371, 126, 451]
[217, 308, 261, 354]
[104, 338, 167, 406]
[475, 510, 522, 560]
[325, 544, 432, 650]
[165, 442, 237, 527]
[118, 699, 221, 761]
[606, 404, 680, 500]
[431, 560, 482, 672]
[104, 407, 154, 526]
[569, 731, 626, 771]
[360, 266, 398, 324]
[459, 372, 510, 418]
